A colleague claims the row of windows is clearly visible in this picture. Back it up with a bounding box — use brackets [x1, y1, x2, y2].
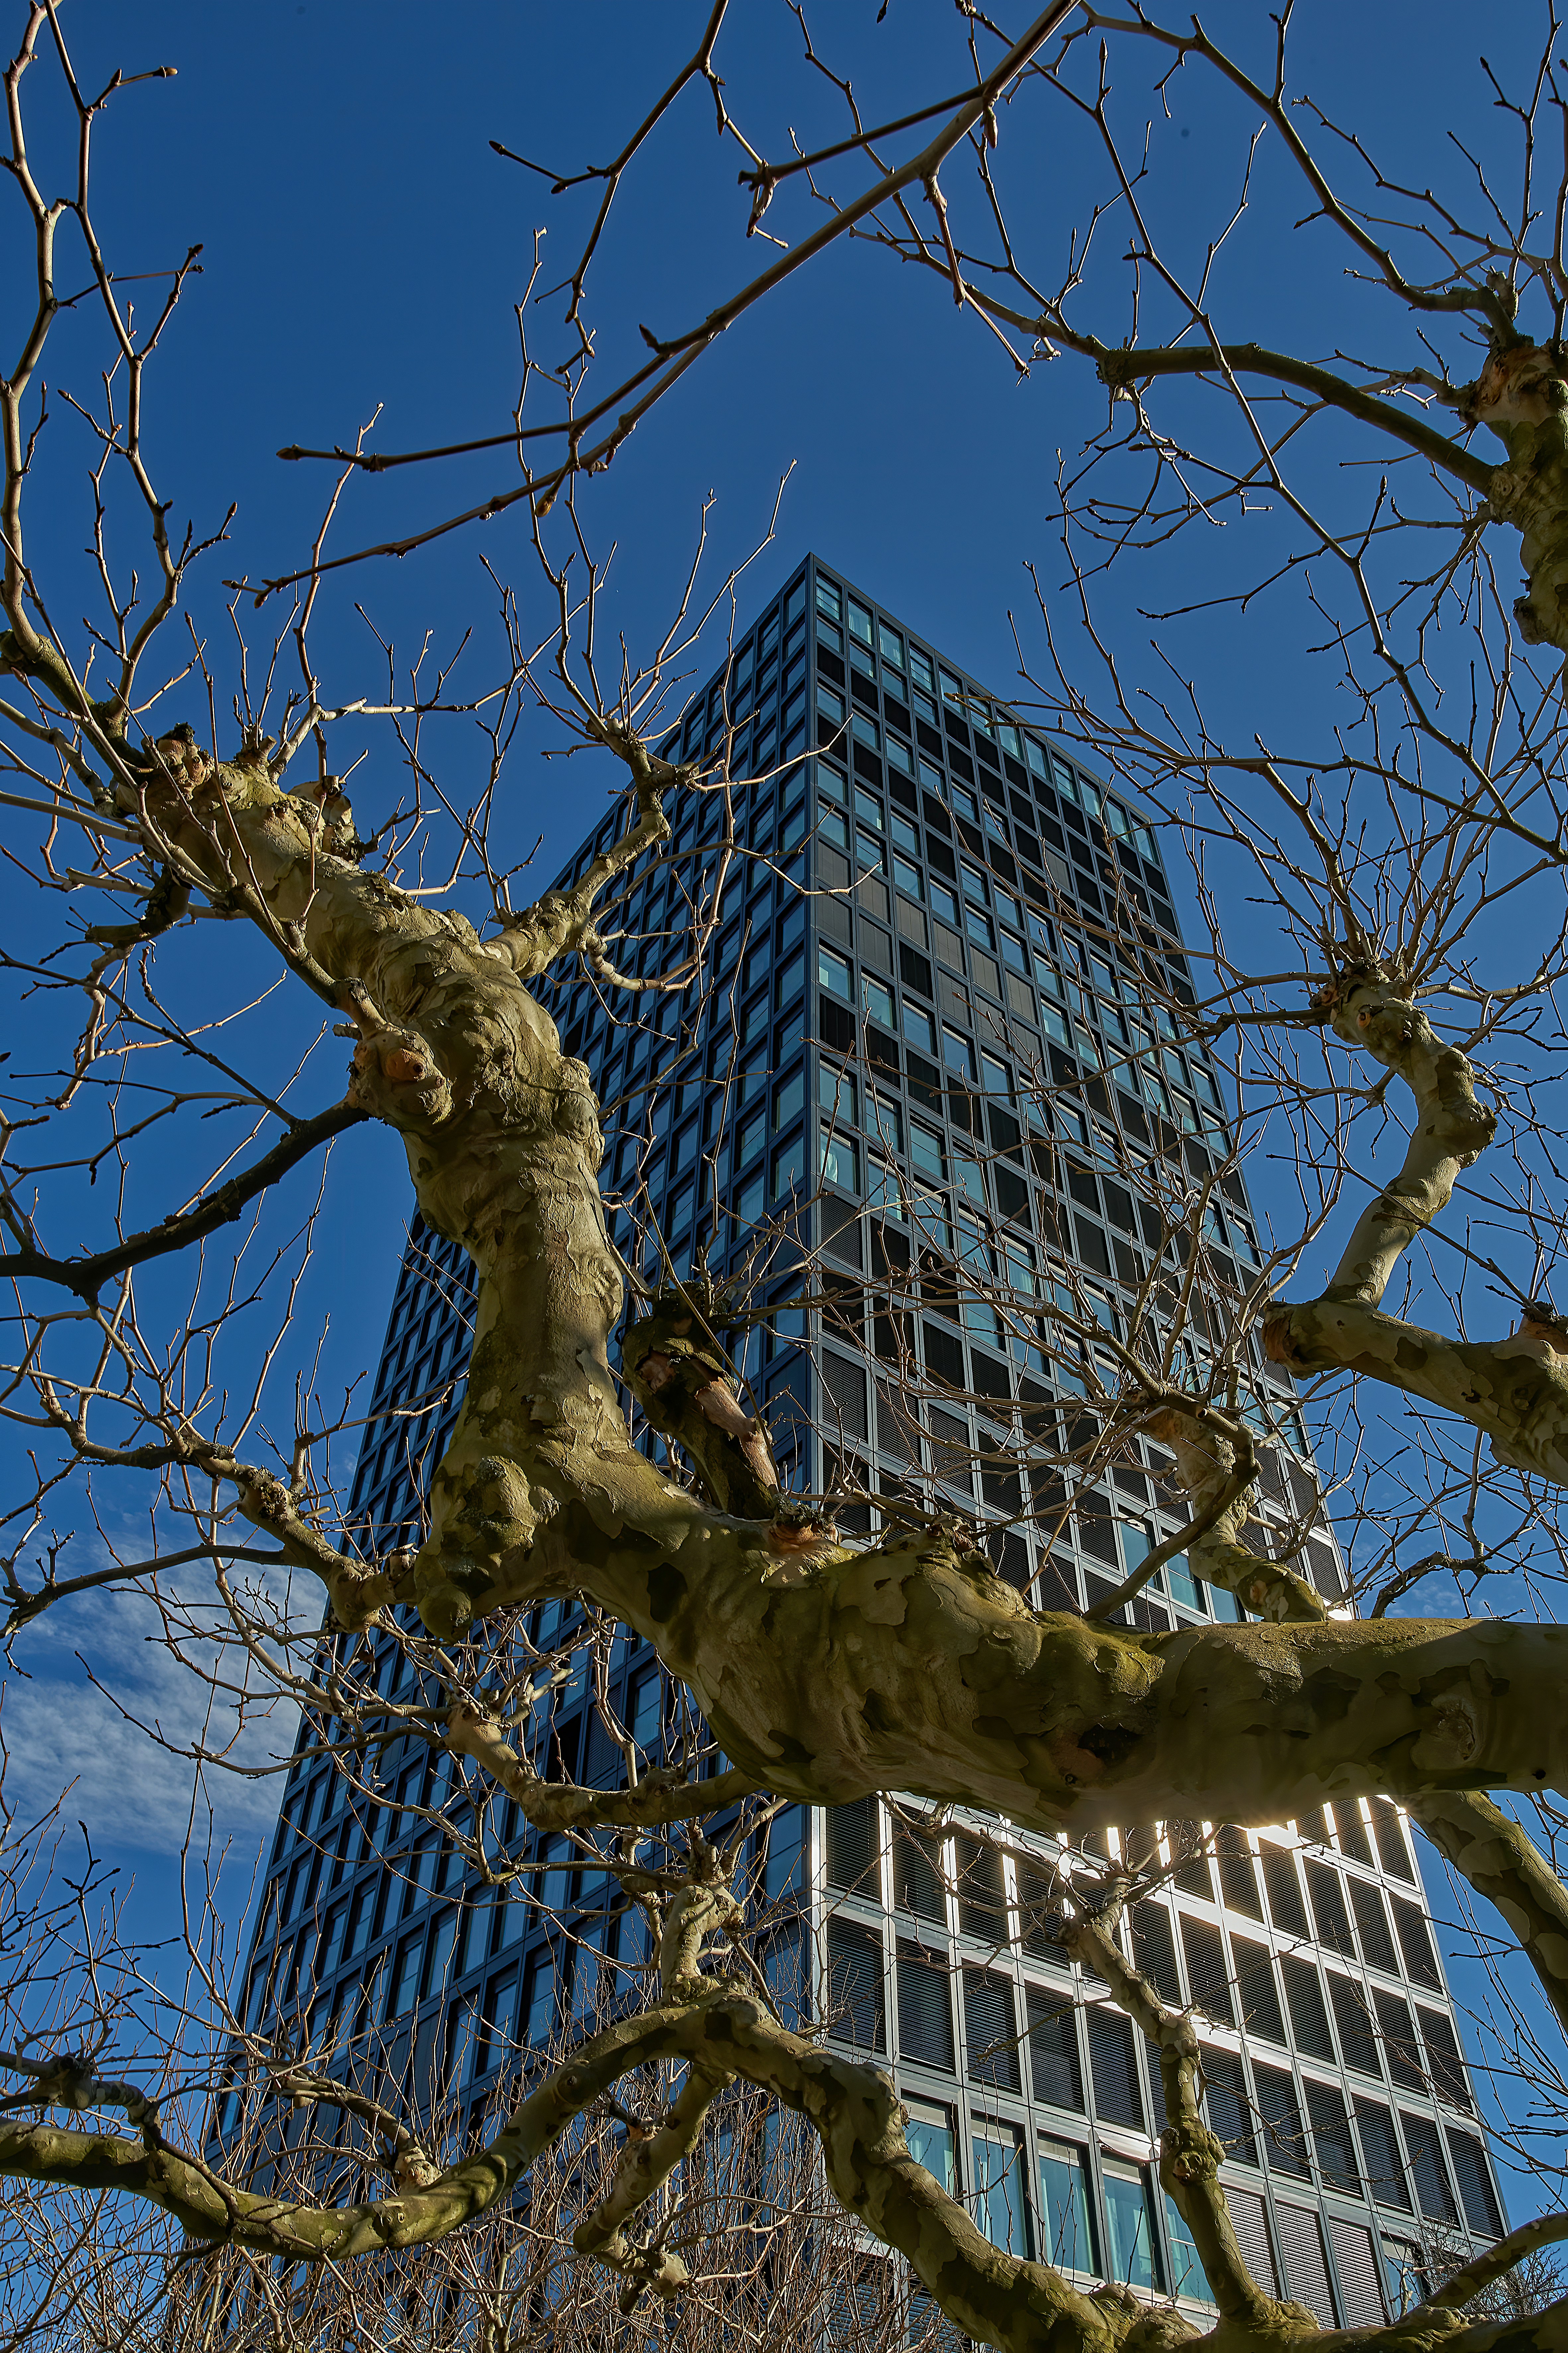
[814, 912, 1225, 1166]
[823, 1915, 1498, 2243]
[808, 630, 1176, 927]
[826, 1803, 1438, 1997]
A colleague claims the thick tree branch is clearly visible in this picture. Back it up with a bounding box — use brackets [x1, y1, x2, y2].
[444, 1703, 757, 1833]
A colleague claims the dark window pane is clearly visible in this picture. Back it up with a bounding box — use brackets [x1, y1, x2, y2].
[1131, 1902, 1182, 2006]
[1262, 1847, 1309, 1940]
[1181, 1917, 1233, 2026]
[1305, 2079, 1359, 2192]
[1368, 1798, 1416, 1884]
[1015, 1862, 1063, 1962]
[964, 1968, 1021, 2090]
[826, 1799, 879, 1895]
[1447, 2131, 1504, 2235]
[1305, 1861, 1355, 1957]
[1168, 1823, 1213, 1899]
[1393, 1898, 1443, 1989]
[1335, 1804, 1376, 1868]
[893, 1826, 948, 1923]
[1354, 2100, 1410, 2209]
[1330, 1975, 1380, 2075]
[1027, 1984, 1084, 2112]
[1374, 1989, 1424, 2088]
[1350, 1879, 1399, 1975]
[826, 1920, 886, 2051]
[1281, 1957, 1335, 2060]
[1417, 2006, 1471, 2110]
[1203, 2049, 1256, 2164]
[1400, 2111, 1457, 2220]
[1088, 2008, 1144, 2130]
[1215, 1824, 1263, 1918]
[898, 1944, 954, 2070]
[1233, 1938, 1286, 2043]
[956, 1836, 1009, 1944]
[1255, 2062, 1309, 2176]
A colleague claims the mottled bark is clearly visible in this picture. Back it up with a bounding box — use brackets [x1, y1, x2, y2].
[1467, 342, 1568, 655]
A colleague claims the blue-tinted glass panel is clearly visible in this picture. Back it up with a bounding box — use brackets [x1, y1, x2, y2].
[1039, 2141, 1096, 2273]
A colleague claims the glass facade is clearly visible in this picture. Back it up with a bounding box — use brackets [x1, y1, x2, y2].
[224, 556, 1505, 2327]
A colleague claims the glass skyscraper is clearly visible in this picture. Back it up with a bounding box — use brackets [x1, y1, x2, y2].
[226, 555, 1505, 2331]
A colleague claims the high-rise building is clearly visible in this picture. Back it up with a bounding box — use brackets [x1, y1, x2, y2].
[226, 557, 1505, 2328]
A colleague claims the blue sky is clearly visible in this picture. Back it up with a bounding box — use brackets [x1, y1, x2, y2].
[6, 0, 1563, 2219]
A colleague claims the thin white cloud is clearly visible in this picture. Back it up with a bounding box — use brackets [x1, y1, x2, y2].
[6, 1562, 302, 1858]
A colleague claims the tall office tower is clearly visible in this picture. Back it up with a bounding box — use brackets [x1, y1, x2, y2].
[231, 557, 1505, 2330]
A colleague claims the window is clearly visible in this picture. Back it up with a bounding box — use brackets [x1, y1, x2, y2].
[1448, 2131, 1503, 2234]
[735, 1106, 766, 1171]
[964, 1971, 1021, 2090]
[906, 2100, 957, 2193]
[863, 974, 895, 1029]
[1164, 2193, 1214, 2304]
[943, 1027, 977, 1081]
[931, 879, 960, 927]
[390, 1931, 423, 2017]
[867, 1090, 902, 1152]
[771, 1137, 803, 1198]
[848, 598, 874, 648]
[826, 1919, 885, 2050]
[1354, 2100, 1411, 2209]
[765, 1806, 806, 1903]
[630, 1666, 662, 1747]
[903, 1002, 937, 1055]
[1383, 2238, 1430, 2316]
[1400, 2111, 1456, 2219]
[961, 862, 989, 906]
[817, 760, 847, 803]
[1039, 2141, 1096, 2273]
[894, 853, 924, 900]
[1028, 1990, 1084, 2112]
[826, 1798, 880, 1893]
[971, 2126, 1031, 2255]
[867, 1157, 905, 1220]
[816, 576, 842, 622]
[1088, 2008, 1143, 2129]
[898, 1946, 955, 2069]
[911, 1124, 946, 1182]
[523, 1951, 557, 2047]
[1102, 2161, 1159, 2292]
[818, 946, 852, 1001]
[821, 1134, 859, 1192]
[879, 622, 905, 671]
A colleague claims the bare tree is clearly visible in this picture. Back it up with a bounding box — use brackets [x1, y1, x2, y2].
[9, 7, 1568, 2350]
